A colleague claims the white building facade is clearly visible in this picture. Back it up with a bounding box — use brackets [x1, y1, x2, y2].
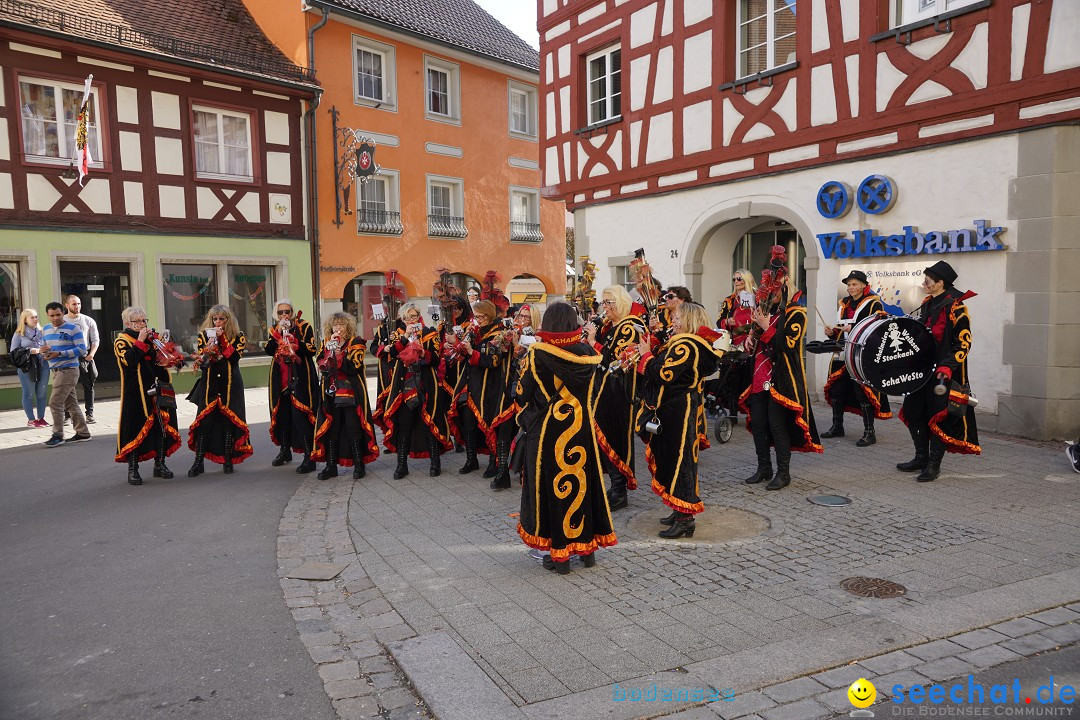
[539, 0, 1080, 440]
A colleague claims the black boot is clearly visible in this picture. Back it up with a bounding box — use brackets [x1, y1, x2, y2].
[318, 440, 338, 480]
[917, 444, 946, 482]
[897, 425, 929, 472]
[127, 454, 143, 485]
[187, 431, 205, 477]
[153, 434, 173, 478]
[459, 429, 479, 473]
[606, 475, 628, 510]
[352, 438, 366, 479]
[658, 513, 695, 539]
[744, 463, 773, 484]
[856, 404, 876, 447]
[393, 442, 409, 480]
[296, 435, 316, 474]
[272, 434, 292, 466]
[659, 510, 679, 526]
[821, 399, 845, 438]
[223, 430, 235, 474]
[482, 453, 498, 479]
[428, 434, 442, 477]
[490, 433, 511, 490]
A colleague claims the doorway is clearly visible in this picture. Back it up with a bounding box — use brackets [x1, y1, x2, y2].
[59, 261, 131, 383]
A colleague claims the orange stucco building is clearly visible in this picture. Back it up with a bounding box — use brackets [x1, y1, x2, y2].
[244, 0, 565, 337]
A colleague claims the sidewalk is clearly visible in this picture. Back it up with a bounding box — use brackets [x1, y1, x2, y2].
[5, 397, 1075, 720]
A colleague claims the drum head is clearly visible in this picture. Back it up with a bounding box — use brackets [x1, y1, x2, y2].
[845, 316, 936, 395]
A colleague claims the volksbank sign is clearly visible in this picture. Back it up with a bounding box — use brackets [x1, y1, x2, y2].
[815, 177, 1007, 259]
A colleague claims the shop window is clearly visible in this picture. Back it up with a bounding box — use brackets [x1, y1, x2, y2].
[162, 263, 217, 354]
[508, 81, 538, 139]
[893, 0, 982, 26]
[355, 36, 397, 110]
[737, 0, 797, 79]
[19, 76, 103, 166]
[425, 56, 461, 123]
[0, 262, 23, 376]
[228, 265, 275, 349]
[586, 45, 622, 126]
[193, 105, 253, 182]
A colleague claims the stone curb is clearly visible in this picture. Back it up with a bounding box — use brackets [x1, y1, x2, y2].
[277, 473, 433, 720]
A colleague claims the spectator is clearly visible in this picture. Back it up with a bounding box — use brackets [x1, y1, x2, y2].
[65, 294, 100, 424]
[10, 308, 48, 427]
[1066, 439, 1079, 474]
[41, 302, 90, 447]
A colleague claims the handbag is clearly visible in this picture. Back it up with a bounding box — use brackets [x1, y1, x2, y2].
[508, 430, 527, 474]
[150, 381, 177, 411]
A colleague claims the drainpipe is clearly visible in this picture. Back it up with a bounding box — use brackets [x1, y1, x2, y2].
[304, 7, 330, 331]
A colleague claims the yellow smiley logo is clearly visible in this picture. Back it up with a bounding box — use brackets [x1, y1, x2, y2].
[848, 678, 876, 708]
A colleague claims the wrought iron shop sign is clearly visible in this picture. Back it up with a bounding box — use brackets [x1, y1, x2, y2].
[815, 176, 1006, 259]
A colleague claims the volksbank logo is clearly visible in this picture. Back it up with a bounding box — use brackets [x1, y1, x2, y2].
[817, 221, 1006, 260]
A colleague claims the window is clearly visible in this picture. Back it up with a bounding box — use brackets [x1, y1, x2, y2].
[737, 0, 796, 78]
[586, 46, 622, 126]
[425, 56, 461, 123]
[354, 36, 397, 110]
[0, 261, 23, 376]
[227, 265, 275, 349]
[509, 188, 543, 243]
[19, 77, 103, 165]
[613, 265, 636, 294]
[162, 263, 217, 354]
[893, 0, 981, 26]
[357, 171, 402, 235]
[508, 81, 538, 139]
[193, 105, 253, 181]
[427, 176, 467, 238]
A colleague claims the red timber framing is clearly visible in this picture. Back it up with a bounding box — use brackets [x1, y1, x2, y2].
[538, 0, 1080, 210]
[0, 26, 311, 237]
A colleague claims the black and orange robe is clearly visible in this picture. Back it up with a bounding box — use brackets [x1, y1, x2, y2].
[265, 317, 319, 454]
[739, 302, 824, 454]
[313, 337, 380, 467]
[823, 290, 892, 419]
[516, 336, 616, 561]
[901, 289, 980, 454]
[448, 322, 515, 456]
[592, 315, 645, 490]
[635, 333, 722, 515]
[372, 322, 394, 404]
[114, 329, 181, 463]
[374, 323, 454, 457]
[438, 318, 471, 444]
[188, 330, 253, 465]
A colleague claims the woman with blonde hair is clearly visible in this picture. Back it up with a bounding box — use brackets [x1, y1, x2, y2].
[717, 269, 757, 346]
[585, 285, 646, 510]
[632, 301, 723, 538]
[115, 306, 182, 484]
[187, 305, 252, 476]
[313, 312, 379, 480]
[10, 308, 49, 427]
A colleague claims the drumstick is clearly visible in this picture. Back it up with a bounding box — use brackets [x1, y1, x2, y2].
[814, 306, 829, 327]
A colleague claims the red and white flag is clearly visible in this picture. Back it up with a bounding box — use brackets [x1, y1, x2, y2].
[74, 74, 93, 186]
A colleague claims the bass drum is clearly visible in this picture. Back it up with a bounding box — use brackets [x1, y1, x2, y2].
[845, 315, 937, 396]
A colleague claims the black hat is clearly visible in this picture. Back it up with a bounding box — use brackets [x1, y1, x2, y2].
[924, 260, 957, 286]
[842, 270, 868, 285]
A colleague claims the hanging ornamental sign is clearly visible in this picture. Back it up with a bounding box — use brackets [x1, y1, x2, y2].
[355, 141, 377, 178]
[329, 106, 382, 226]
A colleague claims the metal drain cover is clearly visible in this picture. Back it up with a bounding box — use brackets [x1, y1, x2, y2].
[808, 494, 852, 506]
[840, 577, 907, 599]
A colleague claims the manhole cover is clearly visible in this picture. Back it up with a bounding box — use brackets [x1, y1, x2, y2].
[808, 494, 852, 506]
[840, 577, 907, 599]
[625, 506, 769, 543]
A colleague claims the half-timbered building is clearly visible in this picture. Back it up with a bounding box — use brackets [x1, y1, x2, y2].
[539, 0, 1079, 440]
[0, 0, 319, 406]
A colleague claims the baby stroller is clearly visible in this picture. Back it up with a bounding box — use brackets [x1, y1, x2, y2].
[703, 351, 749, 443]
